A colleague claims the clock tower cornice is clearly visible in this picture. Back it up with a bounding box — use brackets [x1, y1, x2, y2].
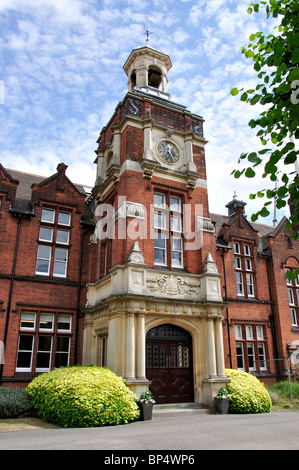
[96, 92, 207, 151]
[123, 46, 172, 76]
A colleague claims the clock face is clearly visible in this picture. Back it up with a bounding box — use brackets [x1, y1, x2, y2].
[157, 141, 179, 165]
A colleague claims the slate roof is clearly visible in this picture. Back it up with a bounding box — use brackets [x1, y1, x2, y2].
[209, 211, 285, 254]
[5, 168, 92, 218]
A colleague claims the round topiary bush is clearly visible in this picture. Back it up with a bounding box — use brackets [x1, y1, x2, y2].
[26, 366, 140, 427]
[0, 387, 35, 419]
[225, 369, 272, 413]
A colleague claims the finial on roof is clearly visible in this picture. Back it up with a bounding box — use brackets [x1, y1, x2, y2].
[145, 28, 152, 46]
[233, 190, 237, 200]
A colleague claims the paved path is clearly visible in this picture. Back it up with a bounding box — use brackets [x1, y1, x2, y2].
[0, 411, 298, 451]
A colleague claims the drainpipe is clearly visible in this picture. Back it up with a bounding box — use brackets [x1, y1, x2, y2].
[221, 250, 232, 368]
[0, 213, 22, 385]
[74, 227, 89, 365]
[266, 255, 281, 381]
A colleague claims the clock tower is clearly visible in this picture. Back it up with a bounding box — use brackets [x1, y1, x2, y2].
[83, 44, 229, 409]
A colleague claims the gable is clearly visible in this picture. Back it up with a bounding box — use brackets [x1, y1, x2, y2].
[0, 163, 19, 204]
[31, 164, 86, 208]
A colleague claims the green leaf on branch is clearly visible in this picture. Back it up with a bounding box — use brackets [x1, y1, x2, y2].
[245, 167, 256, 178]
[289, 68, 299, 81]
[231, 88, 240, 96]
[230, 0, 299, 230]
[291, 48, 299, 64]
[260, 207, 270, 218]
[284, 151, 297, 164]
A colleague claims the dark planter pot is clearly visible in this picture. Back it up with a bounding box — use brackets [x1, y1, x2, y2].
[139, 402, 154, 421]
[215, 398, 229, 414]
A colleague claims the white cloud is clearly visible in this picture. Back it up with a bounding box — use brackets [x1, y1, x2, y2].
[0, 0, 290, 225]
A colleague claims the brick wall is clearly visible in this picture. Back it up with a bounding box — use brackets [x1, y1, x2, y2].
[0, 164, 92, 386]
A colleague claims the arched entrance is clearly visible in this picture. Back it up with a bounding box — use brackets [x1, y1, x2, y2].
[146, 324, 194, 404]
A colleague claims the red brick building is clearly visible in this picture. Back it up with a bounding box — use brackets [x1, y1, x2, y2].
[0, 45, 298, 403]
[211, 196, 299, 384]
[0, 163, 94, 387]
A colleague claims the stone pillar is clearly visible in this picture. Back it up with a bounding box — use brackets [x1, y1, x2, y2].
[82, 314, 94, 366]
[136, 314, 146, 379]
[136, 66, 148, 88]
[112, 130, 121, 165]
[207, 318, 217, 378]
[215, 317, 226, 377]
[126, 314, 136, 380]
[143, 122, 153, 160]
[162, 73, 167, 92]
[107, 315, 118, 372]
[184, 135, 193, 163]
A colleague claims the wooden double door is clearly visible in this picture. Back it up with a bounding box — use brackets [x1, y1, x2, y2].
[146, 324, 194, 404]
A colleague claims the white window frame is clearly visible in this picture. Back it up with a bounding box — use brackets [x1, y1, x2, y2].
[53, 247, 68, 278]
[288, 288, 295, 305]
[57, 314, 72, 332]
[285, 269, 292, 285]
[244, 244, 250, 255]
[20, 312, 36, 330]
[258, 342, 267, 370]
[233, 242, 240, 254]
[154, 211, 167, 230]
[154, 193, 166, 209]
[171, 235, 183, 268]
[154, 232, 167, 266]
[247, 342, 256, 371]
[41, 208, 55, 224]
[35, 245, 52, 276]
[36, 335, 53, 372]
[16, 334, 35, 372]
[56, 229, 70, 245]
[39, 226, 53, 242]
[39, 313, 54, 332]
[246, 325, 254, 339]
[153, 192, 183, 268]
[256, 326, 264, 340]
[236, 342, 245, 370]
[55, 336, 70, 368]
[291, 308, 298, 326]
[235, 325, 243, 339]
[236, 272, 244, 295]
[245, 258, 252, 271]
[246, 273, 255, 297]
[58, 211, 71, 226]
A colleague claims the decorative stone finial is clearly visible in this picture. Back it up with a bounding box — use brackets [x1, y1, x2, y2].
[204, 253, 218, 273]
[128, 241, 145, 264]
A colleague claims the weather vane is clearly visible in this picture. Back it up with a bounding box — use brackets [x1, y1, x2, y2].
[145, 29, 152, 46]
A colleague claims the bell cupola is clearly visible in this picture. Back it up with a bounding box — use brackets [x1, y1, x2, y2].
[123, 45, 172, 101]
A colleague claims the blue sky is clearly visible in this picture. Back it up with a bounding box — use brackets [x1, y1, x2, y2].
[0, 0, 287, 223]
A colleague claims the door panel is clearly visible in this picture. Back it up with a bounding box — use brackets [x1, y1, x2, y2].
[146, 324, 193, 404]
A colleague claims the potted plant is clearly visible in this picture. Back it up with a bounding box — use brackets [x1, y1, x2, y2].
[214, 387, 231, 414]
[137, 390, 155, 421]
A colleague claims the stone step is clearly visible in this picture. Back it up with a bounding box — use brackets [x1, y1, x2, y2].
[153, 403, 209, 414]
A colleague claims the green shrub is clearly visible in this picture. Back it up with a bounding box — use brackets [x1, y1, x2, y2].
[0, 387, 35, 419]
[26, 366, 140, 428]
[225, 369, 272, 413]
[267, 380, 299, 400]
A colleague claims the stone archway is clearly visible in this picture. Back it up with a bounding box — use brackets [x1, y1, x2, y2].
[146, 323, 194, 404]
